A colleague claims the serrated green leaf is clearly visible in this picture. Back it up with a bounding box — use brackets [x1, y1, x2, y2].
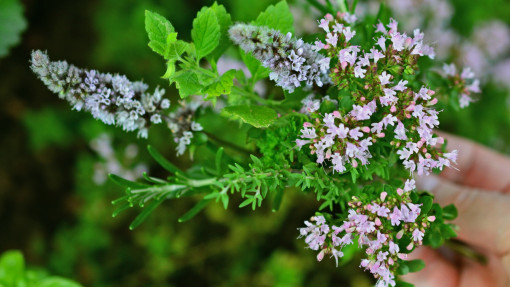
[191, 7, 220, 60]
[147, 145, 182, 174]
[0, 0, 27, 58]
[204, 69, 236, 99]
[175, 70, 203, 98]
[129, 197, 165, 230]
[178, 198, 211, 222]
[109, 174, 150, 189]
[165, 39, 189, 61]
[240, 49, 270, 81]
[145, 10, 174, 57]
[207, 2, 232, 62]
[162, 60, 176, 80]
[222, 105, 278, 128]
[254, 1, 294, 34]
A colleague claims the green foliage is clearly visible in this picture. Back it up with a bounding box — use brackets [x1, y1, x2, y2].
[0, 250, 82, 287]
[222, 105, 278, 128]
[191, 7, 221, 60]
[0, 0, 27, 58]
[254, 0, 294, 34]
[145, 10, 175, 57]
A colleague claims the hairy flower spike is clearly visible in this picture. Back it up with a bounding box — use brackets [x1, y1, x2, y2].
[30, 50, 170, 138]
[229, 24, 331, 92]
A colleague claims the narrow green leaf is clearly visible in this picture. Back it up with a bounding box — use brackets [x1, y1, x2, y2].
[272, 189, 284, 212]
[222, 105, 278, 128]
[147, 145, 182, 174]
[239, 197, 253, 208]
[129, 198, 165, 230]
[145, 10, 174, 56]
[191, 7, 221, 60]
[109, 174, 149, 189]
[254, 1, 294, 34]
[215, 147, 224, 175]
[178, 198, 212, 222]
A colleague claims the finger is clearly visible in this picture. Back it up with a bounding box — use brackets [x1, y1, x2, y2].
[458, 252, 508, 287]
[435, 131, 510, 192]
[417, 175, 510, 255]
[403, 247, 459, 287]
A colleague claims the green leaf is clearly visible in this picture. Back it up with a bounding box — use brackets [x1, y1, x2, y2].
[215, 147, 224, 175]
[239, 197, 254, 208]
[38, 277, 83, 287]
[175, 70, 203, 98]
[207, 2, 232, 62]
[145, 10, 175, 57]
[222, 105, 278, 128]
[419, 195, 433, 214]
[272, 189, 284, 212]
[254, 1, 294, 34]
[178, 198, 212, 222]
[240, 49, 270, 81]
[443, 204, 458, 220]
[440, 223, 457, 239]
[165, 39, 189, 61]
[0, 0, 27, 58]
[191, 7, 221, 60]
[147, 145, 182, 174]
[0, 250, 25, 285]
[203, 69, 236, 99]
[407, 259, 425, 273]
[109, 174, 150, 189]
[395, 281, 415, 287]
[129, 197, 165, 230]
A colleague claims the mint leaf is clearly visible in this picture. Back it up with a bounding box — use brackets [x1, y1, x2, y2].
[145, 10, 174, 57]
[175, 70, 203, 98]
[254, 1, 294, 34]
[207, 2, 232, 62]
[204, 69, 236, 99]
[222, 105, 278, 128]
[240, 49, 270, 81]
[165, 39, 189, 61]
[191, 7, 220, 60]
[38, 277, 83, 287]
[0, 0, 27, 58]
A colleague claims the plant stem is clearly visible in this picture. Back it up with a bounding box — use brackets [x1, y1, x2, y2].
[203, 131, 254, 156]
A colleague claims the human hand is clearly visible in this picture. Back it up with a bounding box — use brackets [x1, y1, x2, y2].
[404, 132, 510, 287]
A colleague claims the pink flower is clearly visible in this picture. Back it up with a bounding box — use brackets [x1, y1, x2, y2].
[379, 71, 392, 86]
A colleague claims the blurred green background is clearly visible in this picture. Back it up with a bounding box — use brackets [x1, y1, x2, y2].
[1, 0, 510, 286]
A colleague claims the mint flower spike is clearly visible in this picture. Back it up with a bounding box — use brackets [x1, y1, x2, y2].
[30, 50, 170, 138]
[229, 24, 331, 93]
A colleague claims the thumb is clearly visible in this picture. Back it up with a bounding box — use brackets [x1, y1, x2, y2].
[417, 175, 510, 255]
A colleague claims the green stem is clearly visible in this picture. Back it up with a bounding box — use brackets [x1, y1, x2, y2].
[337, 0, 348, 13]
[203, 131, 254, 156]
[305, 0, 331, 14]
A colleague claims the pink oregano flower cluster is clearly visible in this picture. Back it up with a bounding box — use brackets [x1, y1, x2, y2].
[296, 16, 465, 177]
[295, 15, 477, 286]
[299, 184, 436, 287]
